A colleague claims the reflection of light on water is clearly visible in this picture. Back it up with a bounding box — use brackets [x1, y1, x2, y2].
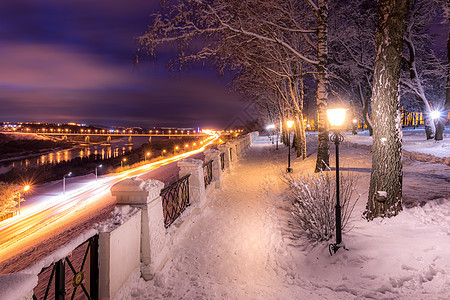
[3, 136, 175, 171]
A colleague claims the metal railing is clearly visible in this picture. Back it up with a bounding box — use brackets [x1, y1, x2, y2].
[203, 160, 213, 188]
[33, 235, 99, 300]
[160, 174, 190, 228]
[220, 153, 225, 171]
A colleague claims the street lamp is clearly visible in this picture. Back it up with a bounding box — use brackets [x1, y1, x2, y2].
[431, 110, 441, 141]
[17, 185, 30, 215]
[145, 152, 150, 162]
[327, 108, 346, 254]
[63, 172, 72, 195]
[286, 120, 295, 173]
[95, 164, 102, 181]
[121, 158, 127, 168]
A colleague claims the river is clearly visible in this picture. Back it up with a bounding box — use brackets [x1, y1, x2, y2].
[0, 136, 167, 174]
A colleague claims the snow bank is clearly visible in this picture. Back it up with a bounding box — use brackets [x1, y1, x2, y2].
[113, 134, 449, 299]
[98, 205, 141, 233]
[0, 273, 37, 300]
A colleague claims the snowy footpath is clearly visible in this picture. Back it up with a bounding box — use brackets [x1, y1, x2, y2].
[117, 131, 450, 300]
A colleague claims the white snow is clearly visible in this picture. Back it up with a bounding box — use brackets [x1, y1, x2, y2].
[0, 273, 37, 300]
[377, 191, 387, 197]
[97, 205, 141, 233]
[114, 129, 450, 299]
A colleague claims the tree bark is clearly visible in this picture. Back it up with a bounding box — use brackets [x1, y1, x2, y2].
[436, 27, 450, 140]
[314, 0, 330, 172]
[404, 35, 435, 139]
[366, 0, 409, 220]
[358, 83, 374, 136]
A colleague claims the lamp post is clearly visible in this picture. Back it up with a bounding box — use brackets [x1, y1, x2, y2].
[18, 185, 30, 215]
[266, 124, 275, 144]
[63, 172, 72, 195]
[286, 120, 295, 173]
[121, 158, 127, 168]
[327, 108, 346, 254]
[95, 165, 102, 181]
[145, 152, 150, 162]
[352, 119, 357, 135]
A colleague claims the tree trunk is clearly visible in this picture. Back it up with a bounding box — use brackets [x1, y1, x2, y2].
[416, 99, 435, 139]
[404, 35, 435, 139]
[436, 28, 450, 140]
[298, 66, 307, 159]
[366, 0, 408, 220]
[314, 0, 330, 172]
[293, 114, 303, 157]
[280, 113, 289, 145]
[358, 83, 374, 136]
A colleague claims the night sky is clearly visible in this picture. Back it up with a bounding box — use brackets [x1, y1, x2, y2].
[0, 0, 251, 129]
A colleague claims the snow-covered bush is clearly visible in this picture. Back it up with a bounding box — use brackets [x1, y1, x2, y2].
[0, 182, 21, 218]
[287, 172, 359, 243]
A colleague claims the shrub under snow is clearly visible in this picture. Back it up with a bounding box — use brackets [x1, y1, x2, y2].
[287, 172, 359, 243]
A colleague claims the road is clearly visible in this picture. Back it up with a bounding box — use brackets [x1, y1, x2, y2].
[0, 135, 215, 273]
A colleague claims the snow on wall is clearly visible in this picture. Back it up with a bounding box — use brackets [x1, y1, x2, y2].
[0, 273, 37, 300]
[99, 205, 141, 299]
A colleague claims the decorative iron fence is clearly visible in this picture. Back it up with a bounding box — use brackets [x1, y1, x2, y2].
[203, 160, 213, 188]
[160, 174, 190, 228]
[33, 235, 99, 300]
[220, 153, 225, 171]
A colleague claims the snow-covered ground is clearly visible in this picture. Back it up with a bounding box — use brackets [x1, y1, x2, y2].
[116, 129, 450, 299]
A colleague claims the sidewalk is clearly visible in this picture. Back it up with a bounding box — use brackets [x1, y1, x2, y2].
[116, 138, 323, 299]
[116, 135, 450, 299]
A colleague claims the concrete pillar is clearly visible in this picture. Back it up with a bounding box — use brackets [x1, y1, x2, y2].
[218, 144, 232, 171]
[110, 177, 167, 280]
[235, 140, 242, 157]
[228, 141, 237, 163]
[204, 148, 222, 188]
[99, 208, 141, 299]
[177, 158, 207, 208]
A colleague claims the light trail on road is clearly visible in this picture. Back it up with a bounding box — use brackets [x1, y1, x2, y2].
[0, 134, 219, 255]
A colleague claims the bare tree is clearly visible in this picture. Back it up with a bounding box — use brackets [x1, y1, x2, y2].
[138, 0, 331, 171]
[365, 0, 409, 220]
[400, 0, 448, 139]
[328, 0, 377, 136]
[0, 182, 22, 217]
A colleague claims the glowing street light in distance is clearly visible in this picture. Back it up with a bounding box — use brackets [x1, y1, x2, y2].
[431, 110, 440, 120]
